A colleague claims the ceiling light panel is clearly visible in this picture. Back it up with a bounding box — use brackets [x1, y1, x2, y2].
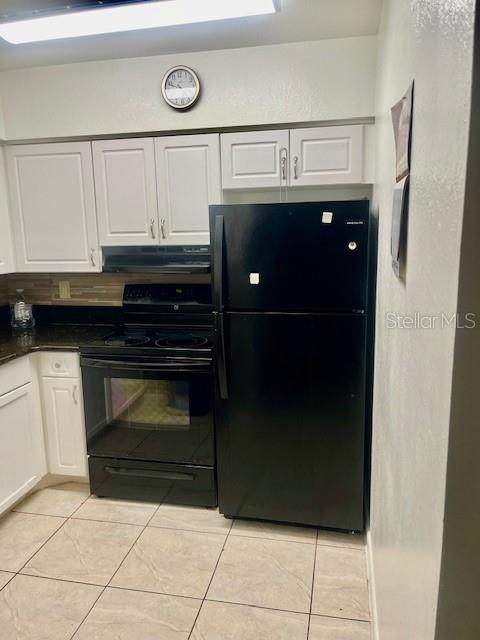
[0, 0, 279, 44]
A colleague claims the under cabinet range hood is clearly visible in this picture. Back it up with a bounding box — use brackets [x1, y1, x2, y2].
[102, 246, 210, 274]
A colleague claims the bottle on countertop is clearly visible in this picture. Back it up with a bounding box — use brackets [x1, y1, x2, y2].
[10, 289, 35, 332]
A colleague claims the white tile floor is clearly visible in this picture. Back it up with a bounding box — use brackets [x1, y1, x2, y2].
[0, 483, 371, 639]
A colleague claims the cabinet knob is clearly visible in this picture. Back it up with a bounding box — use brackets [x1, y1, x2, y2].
[150, 218, 156, 239]
[72, 385, 78, 405]
[160, 218, 166, 240]
[90, 248, 96, 267]
[54, 362, 61, 369]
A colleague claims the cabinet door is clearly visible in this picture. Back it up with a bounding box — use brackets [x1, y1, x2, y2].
[93, 138, 159, 246]
[0, 382, 46, 514]
[220, 130, 289, 189]
[289, 125, 364, 186]
[42, 377, 88, 477]
[0, 148, 15, 274]
[155, 134, 221, 245]
[6, 142, 100, 272]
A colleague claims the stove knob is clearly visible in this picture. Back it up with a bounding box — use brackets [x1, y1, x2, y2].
[348, 241, 357, 251]
[173, 304, 179, 311]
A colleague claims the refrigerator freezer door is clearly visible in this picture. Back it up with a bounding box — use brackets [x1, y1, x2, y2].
[210, 201, 369, 313]
[215, 312, 367, 531]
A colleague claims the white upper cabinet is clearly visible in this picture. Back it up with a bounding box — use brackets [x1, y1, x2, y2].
[0, 147, 15, 274]
[6, 142, 100, 272]
[221, 130, 289, 190]
[93, 138, 159, 246]
[155, 134, 221, 245]
[289, 125, 364, 186]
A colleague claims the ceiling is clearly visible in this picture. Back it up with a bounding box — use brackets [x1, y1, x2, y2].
[0, 0, 382, 71]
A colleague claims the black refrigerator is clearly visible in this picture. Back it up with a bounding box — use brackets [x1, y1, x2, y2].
[210, 200, 370, 532]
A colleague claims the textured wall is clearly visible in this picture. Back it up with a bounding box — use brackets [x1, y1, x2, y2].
[435, 6, 480, 636]
[370, 2, 475, 640]
[0, 37, 376, 140]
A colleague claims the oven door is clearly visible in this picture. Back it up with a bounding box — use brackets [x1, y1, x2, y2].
[80, 355, 214, 467]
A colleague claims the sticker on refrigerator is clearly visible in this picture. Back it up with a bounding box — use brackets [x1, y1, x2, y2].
[249, 273, 260, 285]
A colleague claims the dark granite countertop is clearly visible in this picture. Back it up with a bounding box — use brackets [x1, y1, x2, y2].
[0, 325, 115, 366]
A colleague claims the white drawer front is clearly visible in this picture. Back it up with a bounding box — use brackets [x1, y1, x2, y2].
[39, 352, 80, 378]
[0, 356, 31, 397]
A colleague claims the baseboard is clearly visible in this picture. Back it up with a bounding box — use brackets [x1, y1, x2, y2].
[366, 529, 380, 640]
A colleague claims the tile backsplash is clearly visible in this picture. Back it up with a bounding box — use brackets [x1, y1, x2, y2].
[2, 273, 210, 307]
[0, 276, 8, 306]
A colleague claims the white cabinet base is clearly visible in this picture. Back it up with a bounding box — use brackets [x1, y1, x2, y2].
[0, 362, 46, 515]
[42, 374, 88, 478]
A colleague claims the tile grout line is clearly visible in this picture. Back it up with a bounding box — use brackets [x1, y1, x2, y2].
[69, 500, 164, 639]
[187, 516, 234, 639]
[306, 528, 319, 640]
[15, 518, 69, 576]
[14, 489, 92, 576]
[203, 596, 371, 622]
[69, 584, 107, 640]
[104, 500, 163, 588]
[4, 489, 371, 634]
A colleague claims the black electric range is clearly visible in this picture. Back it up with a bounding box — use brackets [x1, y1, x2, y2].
[80, 283, 216, 507]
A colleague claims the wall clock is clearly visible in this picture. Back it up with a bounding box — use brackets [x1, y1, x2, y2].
[162, 66, 201, 110]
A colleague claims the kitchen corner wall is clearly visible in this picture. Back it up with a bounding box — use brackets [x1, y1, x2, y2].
[0, 36, 376, 140]
[2, 273, 209, 307]
[370, 2, 475, 640]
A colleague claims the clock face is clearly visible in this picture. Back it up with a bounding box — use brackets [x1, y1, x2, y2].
[162, 66, 200, 110]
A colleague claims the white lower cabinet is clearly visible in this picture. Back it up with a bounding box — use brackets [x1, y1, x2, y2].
[39, 353, 88, 478]
[41, 377, 87, 477]
[0, 358, 46, 514]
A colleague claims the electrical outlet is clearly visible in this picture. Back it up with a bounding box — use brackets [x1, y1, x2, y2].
[58, 281, 71, 299]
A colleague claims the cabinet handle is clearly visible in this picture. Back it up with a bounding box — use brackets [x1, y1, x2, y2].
[90, 249, 96, 267]
[72, 385, 78, 405]
[293, 156, 299, 180]
[150, 218, 156, 239]
[280, 147, 287, 182]
[160, 218, 166, 240]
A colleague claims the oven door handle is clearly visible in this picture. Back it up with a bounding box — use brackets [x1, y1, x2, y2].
[104, 466, 194, 481]
[80, 357, 211, 373]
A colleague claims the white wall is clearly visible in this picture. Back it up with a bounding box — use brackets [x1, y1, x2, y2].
[0, 36, 376, 140]
[0, 90, 5, 140]
[369, 2, 475, 640]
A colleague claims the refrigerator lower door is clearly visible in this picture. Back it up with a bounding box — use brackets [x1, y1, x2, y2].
[215, 312, 367, 531]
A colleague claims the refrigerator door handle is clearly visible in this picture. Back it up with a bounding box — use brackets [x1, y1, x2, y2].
[215, 312, 229, 399]
[213, 214, 224, 310]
